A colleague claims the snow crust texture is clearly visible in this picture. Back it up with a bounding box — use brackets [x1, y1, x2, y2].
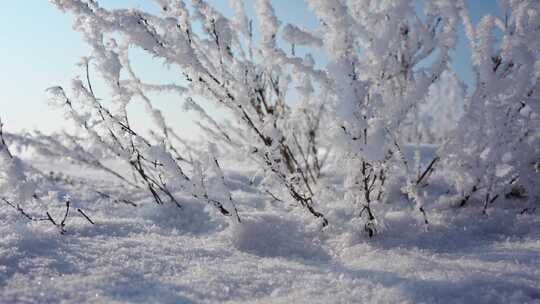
[1, 168, 539, 304]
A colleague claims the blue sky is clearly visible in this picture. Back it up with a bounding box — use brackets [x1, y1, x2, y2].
[0, 0, 500, 136]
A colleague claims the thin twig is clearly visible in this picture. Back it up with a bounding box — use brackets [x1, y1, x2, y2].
[77, 208, 95, 225]
[416, 156, 439, 185]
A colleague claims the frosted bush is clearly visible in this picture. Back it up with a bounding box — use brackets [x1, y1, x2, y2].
[2, 0, 538, 238]
[443, 0, 540, 213]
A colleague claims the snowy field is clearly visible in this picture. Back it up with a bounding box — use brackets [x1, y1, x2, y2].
[1, 159, 539, 304]
[2, 0, 540, 303]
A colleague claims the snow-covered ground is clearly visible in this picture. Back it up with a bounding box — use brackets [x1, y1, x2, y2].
[1, 159, 539, 304]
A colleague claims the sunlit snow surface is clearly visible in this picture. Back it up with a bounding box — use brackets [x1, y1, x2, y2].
[1, 159, 539, 304]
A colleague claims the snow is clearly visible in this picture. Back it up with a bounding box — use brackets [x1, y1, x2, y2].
[2, 0, 540, 303]
[1, 160, 539, 304]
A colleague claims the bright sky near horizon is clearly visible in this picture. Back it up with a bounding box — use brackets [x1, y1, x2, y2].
[0, 1, 500, 138]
